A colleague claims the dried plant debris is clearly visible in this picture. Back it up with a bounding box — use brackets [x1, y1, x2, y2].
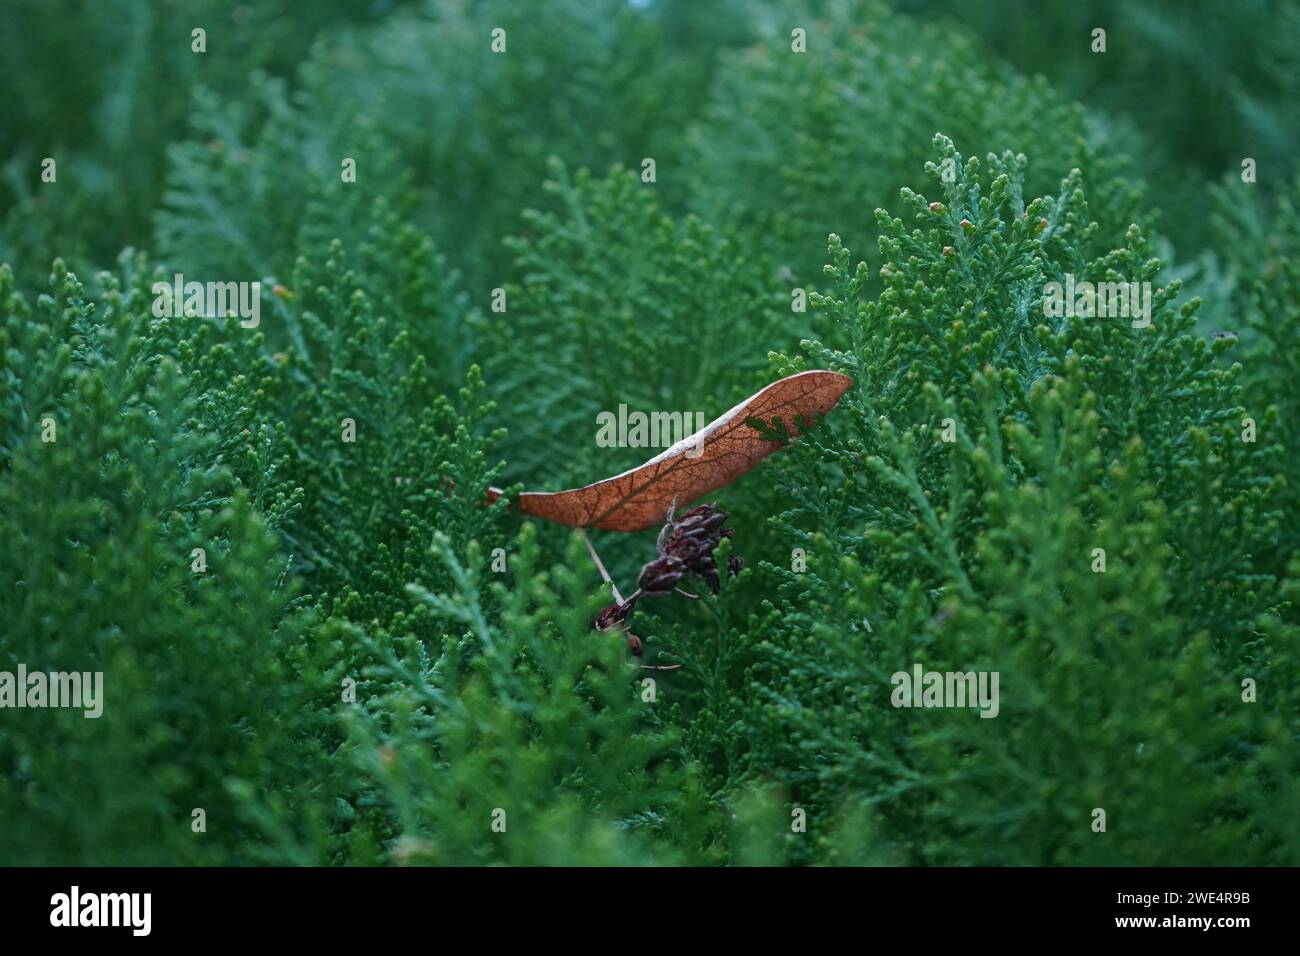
[592, 502, 742, 658]
[487, 370, 852, 531]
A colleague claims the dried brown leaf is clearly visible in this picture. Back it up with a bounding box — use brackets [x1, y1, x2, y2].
[487, 370, 852, 531]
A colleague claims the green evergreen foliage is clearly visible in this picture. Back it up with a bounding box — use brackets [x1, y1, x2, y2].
[488, 161, 800, 487]
[0, 257, 305, 863]
[743, 138, 1297, 863]
[2, 0, 1297, 865]
[687, 2, 1146, 283]
[155, 0, 734, 293]
[0, 0, 399, 285]
[900, 0, 1300, 183]
[1215, 173, 1300, 562]
[898, 0, 1300, 255]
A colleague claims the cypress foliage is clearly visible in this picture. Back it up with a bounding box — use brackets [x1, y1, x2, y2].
[2, 0, 1297, 865]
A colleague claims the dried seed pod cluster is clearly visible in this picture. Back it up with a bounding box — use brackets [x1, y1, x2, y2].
[641, 503, 742, 596]
[591, 503, 744, 657]
[592, 599, 642, 656]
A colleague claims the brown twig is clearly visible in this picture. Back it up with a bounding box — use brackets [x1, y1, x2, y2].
[579, 528, 624, 605]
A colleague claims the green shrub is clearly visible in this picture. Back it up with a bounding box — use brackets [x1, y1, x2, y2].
[687, 1, 1146, 285]
[736, 137, 1298, 864]
[2, 0, 1296, 866]
[0, 0, 396, 285]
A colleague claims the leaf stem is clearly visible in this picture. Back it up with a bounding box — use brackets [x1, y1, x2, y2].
[579, 528, 624, 604]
